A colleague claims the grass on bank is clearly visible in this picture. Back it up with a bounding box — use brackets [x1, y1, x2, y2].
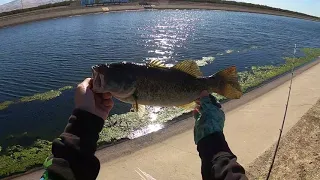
[0, 48, 319, 178]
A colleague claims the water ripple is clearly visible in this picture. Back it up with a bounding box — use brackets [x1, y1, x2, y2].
[0, 10, 319, 138]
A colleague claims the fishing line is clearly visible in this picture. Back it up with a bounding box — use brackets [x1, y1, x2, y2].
[266, 44, 297, 180]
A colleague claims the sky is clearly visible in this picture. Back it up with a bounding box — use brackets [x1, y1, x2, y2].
[0, 0, 11, 5]
[0, 0, 319, 17]
[234, 0, 319, 17]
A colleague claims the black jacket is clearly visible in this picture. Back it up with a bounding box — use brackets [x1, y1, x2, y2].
[41, 109, 247, 180]
[197, 133, 247, 180]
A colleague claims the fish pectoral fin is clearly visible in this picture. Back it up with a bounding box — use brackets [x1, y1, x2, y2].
[173, 60, 203, 77]
[213, 66, 243, 99]
[132, 103, 146, 117]
[178, 102, 197, 110]
[147, 59, 166, 68]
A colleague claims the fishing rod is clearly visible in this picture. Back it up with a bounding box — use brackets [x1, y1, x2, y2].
[266, 44, 297, 180]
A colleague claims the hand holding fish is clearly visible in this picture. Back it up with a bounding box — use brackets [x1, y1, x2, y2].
[75, 78, 114, 120]
[193, 90, 225, 144]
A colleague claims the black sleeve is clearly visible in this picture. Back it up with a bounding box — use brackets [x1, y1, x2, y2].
[197, 133, 248, 180]
[42, 109, 104, 180]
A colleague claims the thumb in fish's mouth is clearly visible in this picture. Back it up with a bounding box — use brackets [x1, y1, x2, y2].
[91, 65, 99, 82]
[91, 64, 106, 93]
[91, 64, 108, 79]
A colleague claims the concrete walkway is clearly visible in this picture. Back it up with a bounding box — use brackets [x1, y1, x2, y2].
[96, 61, 320, 180]
[13, 59, 320, 180]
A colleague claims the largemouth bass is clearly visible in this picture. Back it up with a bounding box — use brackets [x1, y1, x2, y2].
[92, 60, 242, 111]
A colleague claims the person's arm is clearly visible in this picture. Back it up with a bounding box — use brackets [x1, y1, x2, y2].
[41, 78, 113, 180]
[194, 92, 247, 180]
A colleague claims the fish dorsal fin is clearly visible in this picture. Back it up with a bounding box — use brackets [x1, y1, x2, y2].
[147, 60, 165, 68]
[173, 60, 202, 77]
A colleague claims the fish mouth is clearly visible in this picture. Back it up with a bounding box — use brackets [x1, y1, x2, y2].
[91, 64, 135, 98]
[91, 65, 105, 93]
[92, 64, 108, 74]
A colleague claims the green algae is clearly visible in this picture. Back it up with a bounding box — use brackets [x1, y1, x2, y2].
[0, 140, 51, 178]
[0, 86, 74, 110]
[239, 48, 320, 92]
[98, 107, 187, 145]
[58, 86, 73, 91]
[195, 56, 215, 67]
[19, 90, 62, 102]
[20, 85, 73, 102]
[98, 112, 142, 144]
[0, 101, 14, 110]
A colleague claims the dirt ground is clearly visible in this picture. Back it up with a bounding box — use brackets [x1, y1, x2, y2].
[247, 99, 320, 180]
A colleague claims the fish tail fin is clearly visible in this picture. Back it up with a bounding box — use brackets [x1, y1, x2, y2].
[208, 66, 242, 99]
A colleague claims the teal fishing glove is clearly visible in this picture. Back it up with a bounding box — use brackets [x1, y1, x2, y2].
[194, 94, 225, 145]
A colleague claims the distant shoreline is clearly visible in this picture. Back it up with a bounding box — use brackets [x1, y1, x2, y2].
[0, 2, 319, 29]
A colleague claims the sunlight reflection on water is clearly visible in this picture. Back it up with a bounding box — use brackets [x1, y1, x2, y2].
[128, 123, 164, 139]
[128, 106, 164, 139]
[143, 12, 199, 62]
